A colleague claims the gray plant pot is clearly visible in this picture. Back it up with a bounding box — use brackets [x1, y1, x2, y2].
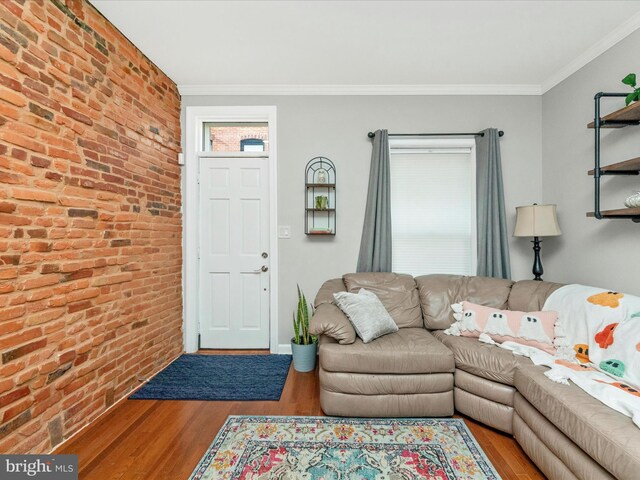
[291, 339, 317, 372]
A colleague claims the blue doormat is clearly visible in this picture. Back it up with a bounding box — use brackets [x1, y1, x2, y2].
[129, 354, 292, 401]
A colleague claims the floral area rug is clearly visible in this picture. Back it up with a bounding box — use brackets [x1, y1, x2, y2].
[189, 416, 501, 479]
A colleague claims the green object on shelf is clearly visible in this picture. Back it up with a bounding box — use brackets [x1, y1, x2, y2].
[622, 73, 640, 106]
[315, 195, 328, 209]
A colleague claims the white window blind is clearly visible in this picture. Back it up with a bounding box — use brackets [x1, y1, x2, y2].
[390, 146, 476, 277]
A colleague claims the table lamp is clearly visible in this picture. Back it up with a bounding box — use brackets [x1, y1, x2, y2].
[513, 204, 561, 281]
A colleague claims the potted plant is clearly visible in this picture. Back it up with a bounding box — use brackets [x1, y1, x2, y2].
[622, 73, 640, 105]
[291, 285, 317, 372]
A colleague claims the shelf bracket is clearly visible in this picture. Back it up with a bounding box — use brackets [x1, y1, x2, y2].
[593, 93, 603, 219]
[592, 92, 630, 220]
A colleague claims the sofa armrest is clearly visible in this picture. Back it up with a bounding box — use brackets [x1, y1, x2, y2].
[310, 303, 356, 344]
[314, 278, 346, 307]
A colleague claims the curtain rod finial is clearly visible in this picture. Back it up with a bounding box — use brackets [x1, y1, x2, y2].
[498, 130, 504, 137]
[367, 131, 375, 138]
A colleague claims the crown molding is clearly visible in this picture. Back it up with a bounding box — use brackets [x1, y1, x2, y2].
[541, 11, 640, 94]
[179, 13, 640, 98]
[178, 84, 542, 96]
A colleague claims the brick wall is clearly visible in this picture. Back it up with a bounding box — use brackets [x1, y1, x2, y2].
[208, 124, 268, 152]
[0, 0, 182, 452]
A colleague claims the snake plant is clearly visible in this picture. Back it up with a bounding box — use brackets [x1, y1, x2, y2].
[293, 285, 316, 345]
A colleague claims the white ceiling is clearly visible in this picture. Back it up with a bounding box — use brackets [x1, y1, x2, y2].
[91, 1, 640, 95]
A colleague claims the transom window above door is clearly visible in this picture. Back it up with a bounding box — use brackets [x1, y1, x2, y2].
[202, 122, 269, 152]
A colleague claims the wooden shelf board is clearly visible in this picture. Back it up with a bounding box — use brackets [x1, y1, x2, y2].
[587, 100, 640, 128]
[305, 208, 335, 212]
[587, 156, 640, 175]
[306, 232, 335, 235]
[306, 183, 336, 188]
[587, 207, 640, 218]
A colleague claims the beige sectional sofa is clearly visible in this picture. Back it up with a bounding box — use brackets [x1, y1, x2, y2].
[309, 273, 640, 480]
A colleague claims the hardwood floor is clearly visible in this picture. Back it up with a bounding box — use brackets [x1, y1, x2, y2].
[56, 351, 545, 479]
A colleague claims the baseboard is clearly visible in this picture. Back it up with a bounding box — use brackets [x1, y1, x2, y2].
[277, 344, 292, 355]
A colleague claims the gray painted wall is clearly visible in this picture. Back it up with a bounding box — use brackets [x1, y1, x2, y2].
[182, 95, 542, 346]
[542, 29, 640, 295]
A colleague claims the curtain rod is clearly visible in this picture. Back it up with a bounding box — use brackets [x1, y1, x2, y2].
[367, 130, 504, 138]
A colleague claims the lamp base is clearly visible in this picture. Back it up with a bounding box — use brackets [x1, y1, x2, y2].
[531, 236, 543, 281]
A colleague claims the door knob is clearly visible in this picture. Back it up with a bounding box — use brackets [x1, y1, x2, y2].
[261, 265, 268, 272]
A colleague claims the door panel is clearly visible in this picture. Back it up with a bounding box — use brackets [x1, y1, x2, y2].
[198, 157, 270, 348]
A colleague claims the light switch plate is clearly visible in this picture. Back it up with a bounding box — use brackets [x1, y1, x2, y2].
[278, 226, 291, 238]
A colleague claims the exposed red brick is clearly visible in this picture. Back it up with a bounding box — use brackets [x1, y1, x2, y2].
[1, 255, 20, 265]
[27, 228, 47, 238]
[48, 416, 63, 445]
[0, 0, 181, 454]
[2, 338, 47, 364]
[0, 202, 17, 213]
[131, 319, 148, 330]
[67, 208, 97, 218]
[0, 410, 31, 439]
[28, 102, 53, 121]
[41, 264, 60, 274]
[58, 350, 76, 364]
[0, 387, 30, 408]
[45, 171, 62, 182]
[2, 397, 33, 422]
[0, 73, 21, 91]
[30, 156, 52, 168]
[66, 300, 91, 313]
[61, 268, 92, 282]
[0, 305, 25, 322]
[60, 105, 92, 125]
[0, 171, 21, 184]
[12, 187, 57, 203]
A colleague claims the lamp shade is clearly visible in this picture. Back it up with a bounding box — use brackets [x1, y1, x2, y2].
[513, 204, 561, 237]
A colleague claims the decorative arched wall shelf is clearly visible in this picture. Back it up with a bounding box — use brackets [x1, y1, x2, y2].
[305, 157, 336, 235]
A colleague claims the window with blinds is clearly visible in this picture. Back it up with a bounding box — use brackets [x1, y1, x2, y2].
[389, 139, 477, 277]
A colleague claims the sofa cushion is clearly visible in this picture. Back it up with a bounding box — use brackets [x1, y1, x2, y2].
[432, 330, 531, 385]
[514, 393, 615, 480]
[416, 274, 514, 330]
[333, 289, 398, 343]
[455, 369, 516, 406]
[514, 365, 640, 480]
[343, 273, 422, 328]
[450, 301, 559, 354]
[508, 280, 564, 312]
[320, 328, 454, 374]
[319, 368, 453, 395]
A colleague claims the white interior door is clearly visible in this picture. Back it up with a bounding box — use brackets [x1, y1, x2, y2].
[198, 156, 270, 348]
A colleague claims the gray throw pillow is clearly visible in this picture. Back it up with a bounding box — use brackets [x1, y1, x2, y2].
[333, 289, 399, 343]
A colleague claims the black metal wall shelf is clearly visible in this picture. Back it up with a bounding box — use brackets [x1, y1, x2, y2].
[588, 92, 640, 223]
[305, 157, 336, 235]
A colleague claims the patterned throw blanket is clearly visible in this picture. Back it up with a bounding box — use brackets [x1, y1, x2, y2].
[499, 284, 640, 428]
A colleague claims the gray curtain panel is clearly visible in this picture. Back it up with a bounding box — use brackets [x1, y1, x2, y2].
[356, 129, 392, 272]
[476, 128, 511, 279]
